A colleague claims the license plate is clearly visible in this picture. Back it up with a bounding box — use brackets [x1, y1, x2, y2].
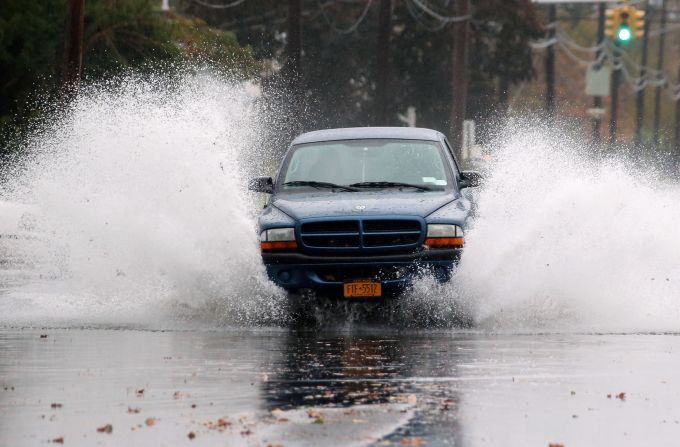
[343, 281, 382, 298]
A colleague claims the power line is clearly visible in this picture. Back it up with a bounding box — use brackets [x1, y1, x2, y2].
[557, 30, 604, 53]
[405, 0, 448, 31]
[409, 0, 470, 24]
[318, 0, 373, 34]
[529, 30, 680, 102]
[191, 0, 246, 9]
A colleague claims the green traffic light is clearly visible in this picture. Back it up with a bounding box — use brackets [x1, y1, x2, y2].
[617, 25, 632, 42]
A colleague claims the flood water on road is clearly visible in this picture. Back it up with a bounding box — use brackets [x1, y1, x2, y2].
[3, 74, 680, 446]
[2, 327, 680, 447]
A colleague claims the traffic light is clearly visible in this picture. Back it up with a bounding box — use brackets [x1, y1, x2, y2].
[631, 6, 645, 39]
[605, 5, 644, 45]
[605, 7, 621, 41]
[617, 7, 633, 44]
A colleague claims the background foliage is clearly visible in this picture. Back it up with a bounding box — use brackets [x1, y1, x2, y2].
[1, 0, 543, 152]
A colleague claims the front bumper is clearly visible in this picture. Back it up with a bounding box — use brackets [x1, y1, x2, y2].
[262, 249, 461, 296]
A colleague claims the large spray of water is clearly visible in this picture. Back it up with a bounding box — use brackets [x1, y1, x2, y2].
[1, 72, 679, 332]
[456, 126, 680, 332]
[0, 71, 285, 327]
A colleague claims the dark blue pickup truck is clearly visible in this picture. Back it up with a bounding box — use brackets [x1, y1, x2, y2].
[249, 127, 479, 300]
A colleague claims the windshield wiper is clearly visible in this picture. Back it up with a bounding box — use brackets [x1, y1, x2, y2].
[349, 181, 432, 191]
[283, 181, 358, 192]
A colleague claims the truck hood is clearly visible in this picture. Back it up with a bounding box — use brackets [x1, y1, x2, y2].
[272, 191, 456, 220]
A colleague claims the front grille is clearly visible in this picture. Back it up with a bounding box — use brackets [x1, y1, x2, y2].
[301, 221, 359, 234]
[299, 218, 423, 251]
[363, 220, 421, 232]
[303, 234, 361, 248]
[363, 233, 420, 247]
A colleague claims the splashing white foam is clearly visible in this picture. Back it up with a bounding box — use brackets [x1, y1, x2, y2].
[2, 76, 680, 332]
[0, 71, 285, 327]
[456, 126, 680, 332]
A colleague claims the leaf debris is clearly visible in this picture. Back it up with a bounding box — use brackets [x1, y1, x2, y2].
[96, 424, 113, 434]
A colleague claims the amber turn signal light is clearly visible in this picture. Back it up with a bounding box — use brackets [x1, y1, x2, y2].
[424, 237, 464, 248]
[260, 241, 298, 251]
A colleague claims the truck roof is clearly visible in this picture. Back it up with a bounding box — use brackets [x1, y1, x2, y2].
[292, 127, 445, 145]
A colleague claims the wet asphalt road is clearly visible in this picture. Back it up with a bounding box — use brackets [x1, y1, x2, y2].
[2, 328, 680, 446]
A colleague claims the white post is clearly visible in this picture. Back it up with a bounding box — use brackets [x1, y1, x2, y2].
[397, 106, 417, 127]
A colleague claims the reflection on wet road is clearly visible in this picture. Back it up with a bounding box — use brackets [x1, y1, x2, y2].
[1, 329, 680, 446]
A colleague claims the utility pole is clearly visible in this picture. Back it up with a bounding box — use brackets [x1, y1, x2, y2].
[634, 0, 652, 150]
[287, 0, 303, 130]
[545, 4, 556, 121]
[609, 43, 621, 147]
[592, 3, 605, 145]
[62, 0, 85, 94]
[675, 60, 680, 159]
[450, 0, 470, 158]
[653, 0, 667, 147]
[375, 0, 392, 125]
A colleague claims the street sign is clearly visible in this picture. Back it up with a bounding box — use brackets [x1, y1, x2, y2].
[586, 65, 611, 96]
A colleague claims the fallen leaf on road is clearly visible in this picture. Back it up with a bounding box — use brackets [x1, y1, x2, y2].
[307, 408, 319, 418]
[145, 418, 156, 427]
[187, 432, 196, 440]
[616, 392, 626, 401]
[313, 417, 324, 425]
[96, 424, 113, 434]
[548, 444, 564, 447]
[127, 407, 140, 414]
[51, 403, 62, 409]
[40, 335, 48, 339]
[136, 389, 145, 396]
[50, 437, 64, 444]
[204, 418, 231, 430]
[407, 394, 417, 405]
[400, 437, 424, 446]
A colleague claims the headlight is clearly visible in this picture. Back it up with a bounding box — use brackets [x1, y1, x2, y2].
[260, 228, 297, 251]
[427, 224, 464, 238]
[261, 228, 295, 242]
[425, 224, 465, 248]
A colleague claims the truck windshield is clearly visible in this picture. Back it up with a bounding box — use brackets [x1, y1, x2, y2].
[281, 139, 450, 191]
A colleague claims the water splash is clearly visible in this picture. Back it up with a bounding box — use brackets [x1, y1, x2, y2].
[2, 74, 680, 332]
[456, 124, 680, 333]
[0, 70, 286, 328]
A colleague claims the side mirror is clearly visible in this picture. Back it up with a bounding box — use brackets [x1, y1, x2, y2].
[459, 171, 481, 189]
[249, 176, 274, 194]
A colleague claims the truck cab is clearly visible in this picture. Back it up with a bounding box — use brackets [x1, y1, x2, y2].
[249, 127, 480, 299]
